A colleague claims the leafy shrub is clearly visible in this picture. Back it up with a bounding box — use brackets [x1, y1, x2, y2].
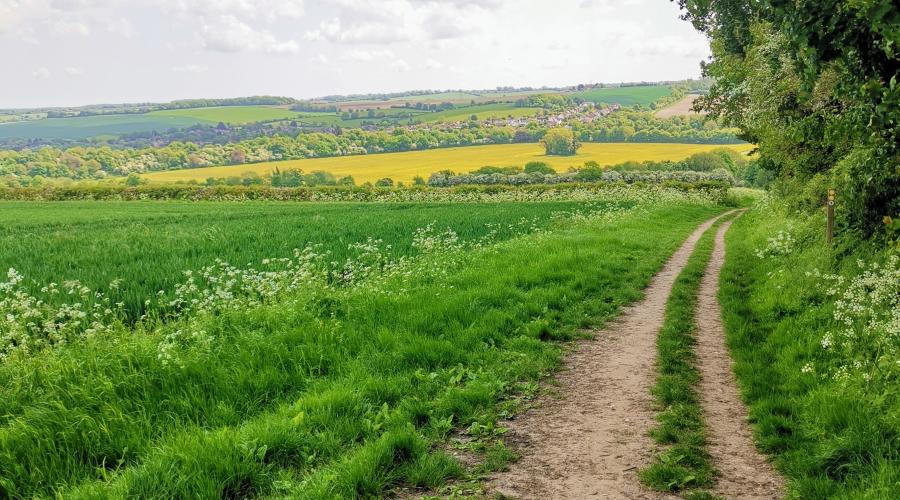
[523, 161, 556, 174]
[541, 127, 580, 156]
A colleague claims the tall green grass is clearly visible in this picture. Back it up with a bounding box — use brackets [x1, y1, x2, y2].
[0, 203, 721, 498]
[0, 201, 590, 318]
[720, 201, 899, 497]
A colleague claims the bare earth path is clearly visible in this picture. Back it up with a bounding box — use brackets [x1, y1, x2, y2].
[488, 212, 733, 499]
[695, 217, 784, 498]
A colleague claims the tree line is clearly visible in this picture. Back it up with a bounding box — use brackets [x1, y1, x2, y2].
[0, 111, 743, 185]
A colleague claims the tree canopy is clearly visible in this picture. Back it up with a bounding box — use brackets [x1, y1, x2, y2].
[677, 0, 899, 234]
[541, 128, 580, 156]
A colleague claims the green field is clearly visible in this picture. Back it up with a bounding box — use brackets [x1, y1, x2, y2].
[569, 85, 672, 106]
[387, 92, 482, 103]
[293, 104, 539, 128]
[0, 105, 304, 139]
[0, 200, 597, 319]
[0, 195, 722, 498]
[325, 90, 549, 111]
[142, 142, 755, 184]
[0, 114, 203, 140]
[148, 106, 301, 125]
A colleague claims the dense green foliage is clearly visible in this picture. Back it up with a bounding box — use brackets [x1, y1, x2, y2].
[641, 218, 720, 494]
[0, 201, 587, 320]
[604, 148, 771, 187]
[719, 200, 898, 497]
[427, 169, 733, 188]
[678, 0, 899, 234]
[0, 201, 721, 498]
[425, 149, 759, 188]
[541, 127, 580, 156]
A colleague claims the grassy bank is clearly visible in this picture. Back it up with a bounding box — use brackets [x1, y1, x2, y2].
[640, 216, 722, 496]
[719, 199, 898, 497]
[0, 202, 721, 498]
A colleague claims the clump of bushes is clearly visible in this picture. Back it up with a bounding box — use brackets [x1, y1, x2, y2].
[541, 127, 580, 156]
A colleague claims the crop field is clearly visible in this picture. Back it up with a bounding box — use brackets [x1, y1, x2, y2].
[142, 142, 755, 184]
[148, 105, 302, 124]
[388, 91, 482, 103]
[294, 108, 430, 128]
[0, 200, 597, 319]
[569, 85, 672, 106]
[419, 103, 541, 122]
[0, 105, 305, 139]
[325, 90, 548, 110]
[654, 94, 704, 118]
[0, 113, 203, 140]
[293, 104, 539, 128]
[0, 192, 723, 498]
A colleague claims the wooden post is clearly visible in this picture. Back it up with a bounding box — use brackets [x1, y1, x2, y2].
[826, 189, 835, 246]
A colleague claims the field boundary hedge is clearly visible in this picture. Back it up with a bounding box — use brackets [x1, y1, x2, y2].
[0, 181, 729, 203]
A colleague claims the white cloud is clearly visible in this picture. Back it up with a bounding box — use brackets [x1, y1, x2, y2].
[171, 64, 208, 73]
[64, 66, 84, 76]
[390, 58, 410, 72]
[627, 35, 708, 58]
[0, 1, 19, 34]
[32, 66, 51, 79]
[157, 0, 306, 22]
[198, 15, 299, 54]
[50, 19, 91, 36]
[304, 0, 496, 45]
[303, 17, 339, 41]
[423, 58, 443, 70]
[107, 17, 134, 37]
[305, 17, 410, 44]
[342, 48, 395, 62]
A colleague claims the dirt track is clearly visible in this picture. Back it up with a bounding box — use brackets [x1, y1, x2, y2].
[487, 211, 784, 499]
[695, 217, 784, 498]
[488, 212, 731, 499]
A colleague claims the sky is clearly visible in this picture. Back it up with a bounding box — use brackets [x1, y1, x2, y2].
[0, 0, 711, 108]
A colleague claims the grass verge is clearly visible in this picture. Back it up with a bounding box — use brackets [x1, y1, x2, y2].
[719, 199, 898, 497]
[639, 216, 726, 496]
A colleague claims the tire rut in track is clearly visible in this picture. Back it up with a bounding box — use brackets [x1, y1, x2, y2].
[488, 211, 734, 499]
[695, 215, 784, 499]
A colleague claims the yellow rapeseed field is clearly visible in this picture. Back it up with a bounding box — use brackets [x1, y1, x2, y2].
[142, 142, 755, 184]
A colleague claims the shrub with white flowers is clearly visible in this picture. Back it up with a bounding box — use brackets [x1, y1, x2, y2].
[807, 255, 900, 386]
[754, 226, 796, 258]
[0, 268, 123, 362]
